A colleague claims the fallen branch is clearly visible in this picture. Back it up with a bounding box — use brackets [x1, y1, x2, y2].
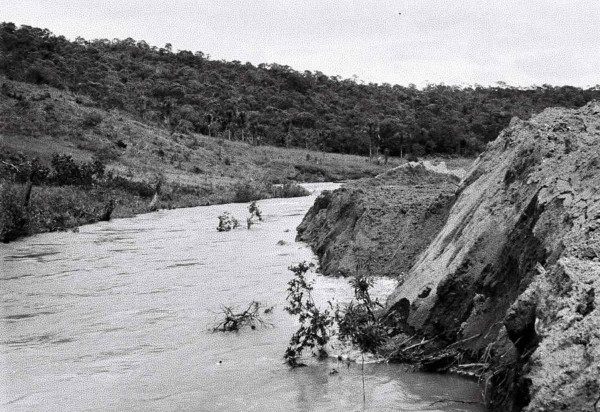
[402, 335, 439, 352]
[212, 301, 272, 332]
[397, 334, 416, 347]
[1, 160, 20, 172]
[456, 362, 488, 369]
[429, 399, 483, 407]
[445, 333, 481, 349]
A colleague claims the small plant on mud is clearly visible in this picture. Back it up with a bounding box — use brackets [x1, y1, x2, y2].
[217, 211, 239, 232]
[284, 262, 334, 367]
[212, 301, 272, 332]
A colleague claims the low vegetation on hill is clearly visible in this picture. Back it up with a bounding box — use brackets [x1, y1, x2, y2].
[2, 22, 600, 157]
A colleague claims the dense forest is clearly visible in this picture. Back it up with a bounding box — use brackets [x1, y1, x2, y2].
[2, 22, 600, 156]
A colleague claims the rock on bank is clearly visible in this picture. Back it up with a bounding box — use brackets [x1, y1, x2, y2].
[387, 102, 600, 411]
[296, 163, 460, 278]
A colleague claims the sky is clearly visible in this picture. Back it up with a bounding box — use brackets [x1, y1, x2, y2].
[2, 0, 599, 87]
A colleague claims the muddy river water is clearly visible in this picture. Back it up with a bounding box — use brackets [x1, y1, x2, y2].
[1, 183, 484, 411]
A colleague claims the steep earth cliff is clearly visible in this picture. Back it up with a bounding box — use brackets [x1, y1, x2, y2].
[387, 102, 600, 411]
[296, 164, 460, 278]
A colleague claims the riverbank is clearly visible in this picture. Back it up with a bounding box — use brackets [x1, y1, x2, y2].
[0, 77, 401, 242]
[296, 160, 469, 279]
[297, 102, 600, 411]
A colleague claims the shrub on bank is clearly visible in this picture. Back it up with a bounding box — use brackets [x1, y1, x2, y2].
[234, 180, 309, 202]
[26, 185, 99, 232]
[106, 174, 154, 198]
[50, 154, 105, 186]
[0, 182, 29, 242]
[270, 182, 310, 198]
[233, 181, 266, 203]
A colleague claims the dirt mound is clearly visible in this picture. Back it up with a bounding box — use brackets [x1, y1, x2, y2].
[296, 164, 460, 278]
[387, 102, 600, 411]
[377, 160, 467, 180]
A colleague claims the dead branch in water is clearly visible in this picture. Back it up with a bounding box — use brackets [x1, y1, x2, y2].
[212, 301, 272, 332]
[429, 399, 483, 407]
[445, 333, 481, 349]
[402, 335, 439, 352]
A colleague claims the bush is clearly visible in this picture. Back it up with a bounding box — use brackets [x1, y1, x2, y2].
[50, 154, 79, 184]
[247, 201, 263, 229]
[294, 163, 332, 181]
[217, 211, 239, 232]
[283, 269, 388, 370]
[270, 182, 310, 198]
[0, 183, 29, 242]
[233, 181, 265, 203]
[335, 275, 386, 354]
[106, 175, 154, 197]
[50, 154, 104, 186]
[249, 201, 262, 221]
[0, 155, 49, 184]
[284, 262, 334, 367]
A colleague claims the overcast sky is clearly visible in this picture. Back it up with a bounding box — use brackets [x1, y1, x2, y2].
[2, 0, 599, 87]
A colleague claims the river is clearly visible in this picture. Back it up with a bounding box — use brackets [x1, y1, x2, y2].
[0, 183, 484, 411]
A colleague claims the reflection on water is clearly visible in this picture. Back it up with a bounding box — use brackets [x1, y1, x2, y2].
[0, 183, 484, 411]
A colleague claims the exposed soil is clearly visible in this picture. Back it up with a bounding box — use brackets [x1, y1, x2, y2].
[385, 102, 600, 411]
[297, 102, 600, 411]
[296, 163, 461, 279]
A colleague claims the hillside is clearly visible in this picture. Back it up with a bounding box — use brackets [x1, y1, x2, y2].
[2, 22, 600, 157]
[0, 76, 393, 241]
[384, 103, 600, 411]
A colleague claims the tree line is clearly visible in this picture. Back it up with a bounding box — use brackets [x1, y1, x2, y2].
[2, 22, 599, 156]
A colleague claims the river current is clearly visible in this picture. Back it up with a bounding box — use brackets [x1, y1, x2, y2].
[0, 183, 484, 411]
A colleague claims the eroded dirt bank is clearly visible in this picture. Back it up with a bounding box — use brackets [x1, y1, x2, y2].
[296, 164, 460, 279]
[386, 102, 600, 411]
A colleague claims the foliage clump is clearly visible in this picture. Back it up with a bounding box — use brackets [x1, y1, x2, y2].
[284, 266, 388, 369]
[0, 182, 29, 242]
[249, 201, 263, 221]
[233, 181, 264, 203]
[270, 182, 310, 198]
[247, 200, 263, 229]
[217, 211, 239, 232]
[50, 154, 105, 186]
[335, 275, 386, 355]
[284, 262, 334, 367]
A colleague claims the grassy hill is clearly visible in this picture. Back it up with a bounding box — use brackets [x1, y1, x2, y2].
[2, 22, 600, 157]
[0, 76, 396, 242]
